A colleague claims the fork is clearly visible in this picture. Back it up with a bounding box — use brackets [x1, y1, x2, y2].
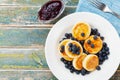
[88, 0, 120, 18]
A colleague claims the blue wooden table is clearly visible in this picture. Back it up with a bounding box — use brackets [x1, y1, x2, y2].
[0, 0, 119, 80]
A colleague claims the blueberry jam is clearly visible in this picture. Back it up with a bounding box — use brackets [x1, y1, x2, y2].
[59, 28, 110, 76]
[38, 0, 63, 20]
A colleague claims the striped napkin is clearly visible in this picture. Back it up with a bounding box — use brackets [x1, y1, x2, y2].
[76, 0, 120, 36]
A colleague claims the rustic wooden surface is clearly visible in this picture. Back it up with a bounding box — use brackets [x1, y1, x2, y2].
[0, 0, 119, 80]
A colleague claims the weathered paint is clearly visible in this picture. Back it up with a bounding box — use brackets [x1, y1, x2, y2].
[0, 6, 76, 25]
[0, 0, 119, 79]
[0, 0, 78, 6]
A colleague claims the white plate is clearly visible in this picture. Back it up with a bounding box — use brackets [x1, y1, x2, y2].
[45, 12, 120, 80]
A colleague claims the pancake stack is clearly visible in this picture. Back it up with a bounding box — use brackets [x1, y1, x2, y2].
[58, 22, 105, 74]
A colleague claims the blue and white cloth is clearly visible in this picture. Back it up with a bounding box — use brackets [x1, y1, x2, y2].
[76, 0, 120, 36]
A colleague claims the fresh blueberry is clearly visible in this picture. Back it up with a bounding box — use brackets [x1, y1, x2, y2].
[86, 71, 90, 74]
[105, 47, 109, 51]
[81, 69, 86, 76]
[69, 47, 72, 52]
[76, 47, 80, 51]
[80, 40, 84, 45]
[60, 58, 64, 62]
[91, 44, 95, 48]
[96, 66, 101, 70]
[65, 33, 70, 38]
[68, 33, 72, 37]
[87, 40, 91, 44]
[63, 60, 67, 64]
[94, 28, 98, 33]
[61, 45, 64, 50]
[68, 61, 72, 65]
[97, 32, 100, 36]
[65, 64, 69, 68]
[70, 69, 74, 73]
[103, 42, 107, 47]
[93, 35, 98, 40]
[106, 51, 110, 55]
[75, 70, 81, 74]
[62, 38, 67, 40]
[99, 56, 104, 61]
[102, 53, 106, 57]
[60, 49, 64, 53]
[68, 43, 73, 47]
[104, 56, 108, 60]
[76, 51, 80, 55]
[99, 61, 103, 65]
[81, 32, 85, 37]
[71, 37, 75, 40]
[100, 36, 104, 40]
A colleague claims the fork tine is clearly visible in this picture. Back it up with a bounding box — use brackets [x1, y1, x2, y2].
[88, 0, 105, 10]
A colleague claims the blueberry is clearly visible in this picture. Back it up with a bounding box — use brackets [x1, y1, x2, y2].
[87, 40, 91, 44]
[68, 43, 73, 47]
[61, 45, 64, 50]
[99, 56, 104, 61]
[68, 33, 72, 37]
[81, 32, 85, 37]
[65, 64, 69, 68]
[106, 51, 110, 55]
[94, 28, 98, 33]
[100, 36, 104, 40]
[103, 42, 107, 47]
[65, 33, 70, 38]
[97, 32, 100, 36]
[98, 51, 102, 55]
[102, 53, 106, 57]
[69, 47, 72, 52]
[76, 51, 80, 55]
[60, 49, 64, 53]
[99, 61, 103, 65]
[76, 47, 80, 51]
[93, 35, 98, 40]
[91, 44, 95, 48]
[104, 56, 108, 60]
[81, 69, 86, 76]
[105, 47, 109, 51]
[96, 66, 101, 70]
[75, 70, 81, 74]
[72, 49, 78, 54]
[70, 69, 74, 73]
[63, 60, 67, 64]
[86, 71, 90, 74]
[68, 62, 72, 65]
[62, 38, 67, 40]
[80, 40, 84, 45]
[71, 37, 75, 40]
[60, 58, 64, 62]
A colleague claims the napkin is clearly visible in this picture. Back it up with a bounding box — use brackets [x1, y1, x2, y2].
[76, 0, 120, 36]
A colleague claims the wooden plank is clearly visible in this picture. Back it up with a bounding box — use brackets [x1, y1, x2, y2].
[0, 71, 57, 80]
[0, 6, 76, 25]
[0, 29, 49, 46]
[0, 70, 119, 80]
[0, 0, 78, 6]
[0, 49, 49, 70]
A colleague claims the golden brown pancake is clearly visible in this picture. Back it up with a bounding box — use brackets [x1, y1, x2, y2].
[72, 22, 91, 40]
[73, 53, 87, 70]
[82, 55, 99, 71]
[58, 39, 73, 61]
[65, 40, 83, 58]
[84, 35, 103, 54]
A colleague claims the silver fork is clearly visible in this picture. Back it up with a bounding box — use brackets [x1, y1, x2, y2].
[88, 0, 120, 18]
